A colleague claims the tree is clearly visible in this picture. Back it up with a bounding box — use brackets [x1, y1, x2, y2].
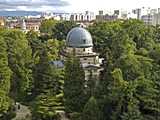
[121, 98, 142, 120]
[40, 19, 57, 38]
[82, 97, 101, 120]
[122, 19, 155, 50]
[64, 55, 86, 113]
[53, 21, 77, 40]
[1, 29, 33, 101]
[0, 37, 12, 118]
[46, 39, 63, 61]
[88, 21, 122, 57]
[32, 45, 64, 119]
[32, 93, 64, 120]
[26, 30, 42, 57]
[33, 45, 63, 95]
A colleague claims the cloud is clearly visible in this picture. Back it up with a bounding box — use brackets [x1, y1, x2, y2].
[0, 0, 69, 11]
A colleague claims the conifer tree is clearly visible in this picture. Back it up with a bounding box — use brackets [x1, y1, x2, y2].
[0, 37, 12, 118]
[32, 45, 64, 119]
[64, 55, 86, 113]
[82, 96, 101, 120]
[2, 30, 33, 101]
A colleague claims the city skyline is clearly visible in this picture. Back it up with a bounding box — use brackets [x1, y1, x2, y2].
[0, 0, 160, 13]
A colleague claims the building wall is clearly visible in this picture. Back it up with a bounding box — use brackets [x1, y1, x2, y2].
[70, 11, 95, 22]
[80, 56, 98, 65]
[0, 18, 5, 27]
[141, 14, 153, 25]
[66, 47, 99, 65]
[66, 47, 93, 55]
[84, 69, 100, 80]
[152, 13, 160, 26]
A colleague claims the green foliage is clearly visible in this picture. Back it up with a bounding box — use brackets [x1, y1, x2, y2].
[33, 46, 63, 95]
[1, 29, 33, 101]
[70, 112, 81, 120]
[89, 19, 160, 120]
[46, 39, 63, 60]
[1, 19, 160, 120]
[0, 37, 12, 117]
[40, 19, 57, 36]
[82, 96, 101, 120]
[26, 30, 42, 57]
[122, 19, 155, 50]
[32, 46, 64, 119]
[32, 93, 64, 120]
[53, 21, 77, 40]
[88, 21, 122, 56]
[64, 55, 86, 113]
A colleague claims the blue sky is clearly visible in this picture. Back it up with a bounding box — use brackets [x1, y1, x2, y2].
[0, 0, 160, 12]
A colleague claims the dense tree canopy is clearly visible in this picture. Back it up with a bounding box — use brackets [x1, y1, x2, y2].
[88, 19, 160, 120]
[0, 37, 12, 118]
[0, 29, 33, 101]
[52, 21, 77, 40]
[1, 19, 160, 120]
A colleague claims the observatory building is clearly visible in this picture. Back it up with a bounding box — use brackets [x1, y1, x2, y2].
[61, 26, 103, 80]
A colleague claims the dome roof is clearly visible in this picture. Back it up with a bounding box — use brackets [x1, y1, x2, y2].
[66, 27, 93, 48]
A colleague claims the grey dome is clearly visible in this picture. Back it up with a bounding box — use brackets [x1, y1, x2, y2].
[66, 27, 93, 48]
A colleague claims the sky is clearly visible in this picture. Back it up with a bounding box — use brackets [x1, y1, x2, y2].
[0, 0, 160, 12]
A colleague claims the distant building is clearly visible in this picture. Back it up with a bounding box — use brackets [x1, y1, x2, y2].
[58, 13, 71, 21]
[70, 11, 95, 22]
[151, 13, 160, 26]
[0, 17, 5, 27]
[158, 8, 160, 13]
[150, 9, 158, 15]
[26, 19, 41, 32]
[140, 8, 160, 26]
[96, 10, 118, 21]
[99, 10, 104, 15]
[7, 18, 41, 32]
[119, 10, 128, 19]
[132, 8, 141, 19]
[21, 19, 27, 32]
[141, 14, 153, 25]
[114, 10, 120, 16]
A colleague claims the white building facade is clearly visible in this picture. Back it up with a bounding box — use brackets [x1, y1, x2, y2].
[70, 11, 95, 22]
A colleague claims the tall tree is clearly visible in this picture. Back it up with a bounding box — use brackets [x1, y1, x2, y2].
[1, 29, 33, 101]
[26, 30, 42, 57]
[53, 21, 77, 40]
[64, 55, 86, 113]
[32, 46, 64, 119]
[33, 45, 63, 95]
[82, 96, 101, 120]
[0, 37, 12, 118]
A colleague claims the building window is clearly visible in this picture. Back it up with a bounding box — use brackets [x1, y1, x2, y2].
[83, 39, 86, 43]
[84, 58, 87, 60]
[83, 48, 85, 51]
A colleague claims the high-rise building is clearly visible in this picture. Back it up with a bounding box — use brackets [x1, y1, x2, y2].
[99, 10, 104, 15]
[152, 12, 160, 26]
[141, 14, 153, 25]
[114, 10, 120, 16]
[70, 11, 95, 22]
[96, 10, 118, 21]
